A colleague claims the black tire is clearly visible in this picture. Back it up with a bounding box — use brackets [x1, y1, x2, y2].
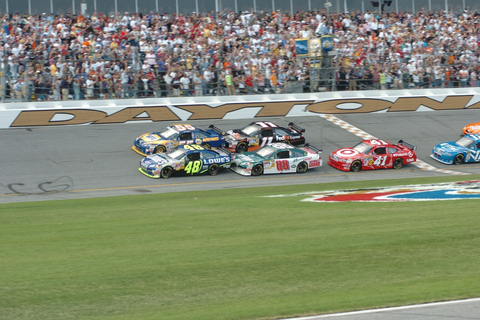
[160, 166, 173, 178]
[208, 164, 219, 176]
[236, 141, 248, 153]
[154, 145, 166, 154]
[351, 160, 362, 172]
[203, 143, 211, 149]
[453, 154, 464, 165]
[251, 164, 264, 176]
[296, 161, 308, 173]
[393, 158, 403, 169]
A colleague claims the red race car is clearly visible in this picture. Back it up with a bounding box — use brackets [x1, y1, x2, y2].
[328, 139, 417, 172]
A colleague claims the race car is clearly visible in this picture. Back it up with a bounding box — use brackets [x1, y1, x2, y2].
[230, 142, 322, 176]
[139, 144, 232, 178]
[462, 122, 480, 135]
[209, 121, 306, 153]
[132, 123, 226, 156]
[431, 134, 480, 165]
[328, 139, 417, 172]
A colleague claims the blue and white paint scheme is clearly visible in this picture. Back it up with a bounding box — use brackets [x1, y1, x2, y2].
[431, 134, 480, 165]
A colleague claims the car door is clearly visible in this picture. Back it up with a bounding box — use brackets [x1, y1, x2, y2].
[178, 131, 194, 145]
[371, 146, 391, 169]
[263, 149, 293, 174]
[183, 152, 203, 175]
[259, 129, 275, 147]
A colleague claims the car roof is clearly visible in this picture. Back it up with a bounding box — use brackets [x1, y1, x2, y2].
[265, 142, 294, 150]
[465, 134, 480, 141]
[363, 139, 394, 147]
[250, 121, 279, 129]
[167, 124, 198, 131]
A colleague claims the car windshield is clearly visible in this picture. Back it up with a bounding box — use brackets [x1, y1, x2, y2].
[353, 142, 374, 154]
[255, 146, 276, 158]
[241, 124, 260, 136]
[160, 126, 179, 139]
[455, 136, 475, 148]
[166, 148, 187, 160]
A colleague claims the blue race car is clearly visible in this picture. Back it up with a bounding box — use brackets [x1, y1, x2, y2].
[132, 123, 226, 156]
[139, 144, 232, 178]
[431, 134, 480, 165]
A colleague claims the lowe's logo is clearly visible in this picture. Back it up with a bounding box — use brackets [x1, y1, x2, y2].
[205, 158, 227, 164]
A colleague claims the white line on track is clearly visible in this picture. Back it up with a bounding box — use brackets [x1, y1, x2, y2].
[280, 297, 480, 319]
[319, 114, 467, 176]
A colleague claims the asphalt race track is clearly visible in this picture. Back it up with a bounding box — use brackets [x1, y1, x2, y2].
[1, 109, 480, 204]
[2, 109, 480, 319]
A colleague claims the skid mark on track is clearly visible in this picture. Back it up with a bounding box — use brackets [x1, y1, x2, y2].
[320, 114, 467, 176]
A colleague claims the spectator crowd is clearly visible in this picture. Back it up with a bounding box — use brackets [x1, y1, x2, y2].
[2, 6, 480, 101]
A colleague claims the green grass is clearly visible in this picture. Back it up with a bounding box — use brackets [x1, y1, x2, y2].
[2, 176, 480, 320]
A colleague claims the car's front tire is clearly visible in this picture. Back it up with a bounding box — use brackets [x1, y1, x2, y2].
[393, 158, 403, 169]
[453, 154, 464, 165]
[296, 161, 308, 173]
[208, 164, 219, 176]
[160, 166, 173, 178]
[154, 145, 166, 153]
[251, 164, 263, 176]
[351, 160, 362, 172]
[236, 141, 248, 153]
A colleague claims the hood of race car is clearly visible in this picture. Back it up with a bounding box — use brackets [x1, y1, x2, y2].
[137, 132, 165, 145]
[225, 130, 249, 142]
[330, 148, 364, 162]
[233, 152, 264, 165]
[140, 154, 170, 168]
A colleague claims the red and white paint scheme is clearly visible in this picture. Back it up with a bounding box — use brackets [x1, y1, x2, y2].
[328, 139, 417, 172]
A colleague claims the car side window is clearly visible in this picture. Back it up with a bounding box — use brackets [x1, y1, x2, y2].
[201, 152, 214, 160]
[194, 131, 208, 139]
[276, 150, 290, 159]
[275, 128, 290, 136]
[187, 153, 200, 161]
[476, 142, 480, 149]
[374, 147, 386, 155]
[388, 147, 398, 154]
[179, 132, 193, 140]
[262, 129, 274, 137]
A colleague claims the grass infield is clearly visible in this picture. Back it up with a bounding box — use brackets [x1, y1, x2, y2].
[1, 175, 480, 320]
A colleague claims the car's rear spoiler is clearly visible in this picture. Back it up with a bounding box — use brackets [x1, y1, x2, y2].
[288, 122, 306, 133]
[397, 140, 417, 150]
[304, 143, 322, 154]
[208, 124, 226, 136]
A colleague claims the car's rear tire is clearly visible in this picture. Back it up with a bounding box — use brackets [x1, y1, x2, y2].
[453, 154, 464, 165]
[351, 160, 362, 172]
[160, 166, 173, 178]
[236, 141, 248, 153]
[203, 143, 211, 149]
[251, 164, 263, 176]
[208, 164, 219, 176]
[393, 158, 403, 169]
[296, 161, 308, 173]
[154, 145, 166, 154]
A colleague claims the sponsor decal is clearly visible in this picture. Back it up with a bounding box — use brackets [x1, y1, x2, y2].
[263, 181, 480, 202]
[7, 95, 480, 128]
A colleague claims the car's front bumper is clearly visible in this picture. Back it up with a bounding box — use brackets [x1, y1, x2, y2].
[327, 158, 350, 171]
[430, 153, 454, 164]
[230, 163, 252, 176]
[138, 167, 161, 178]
